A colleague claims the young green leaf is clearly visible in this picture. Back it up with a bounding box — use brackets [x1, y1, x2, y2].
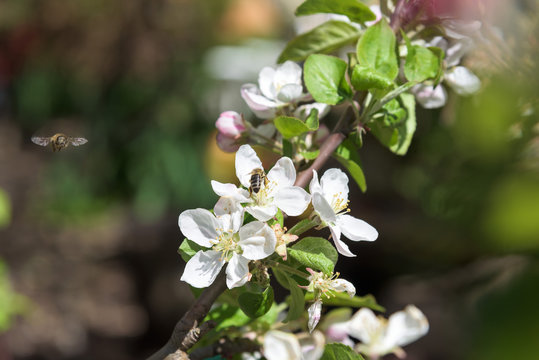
[334, 139, 367, 192]
[370, 93, 417, 155]
[351, 64, 394, 91]
[305, 108, 320, 131]
[295, 0, 376, 24]
[274, 116, 311, 139]
[288, 237, 338, 275]
[282, 138, 294, 158]
[356, 19, 398, 81]
[320, 343, 365, 360]
[204, 304, 251, 331]
[273, 269, 306, 322]
[278, 21, 361, 63]
[300, 149, 320, 160]
[178, 238, 206, 262]
[304, 54, 349, 105]
[305, 292, 385, 312]
[238, 287, 275, 318]
[403, 32, 441, 82]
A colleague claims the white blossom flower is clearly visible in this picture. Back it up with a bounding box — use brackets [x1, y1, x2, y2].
[241, 61, 305, 119]
[212, 144, 311, 221]
[309, 169, 378, 257]
[179, 208, 276, 289]
[263, 330, 325, 360]
[339, 306, 429, 359]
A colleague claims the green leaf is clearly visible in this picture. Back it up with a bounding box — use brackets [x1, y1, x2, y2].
[278, 21, 361, 63]
[0, 189, 11, 229]
[288, 218, 318, 236]
[204, 304, 251, 331]
[275, 209, 284, 227]
[403, 32, 440, 82]
[178, 238, 206, 262]
[274, 116, 310, 139]
[238, 287, 274, 319]
[370, 93, 416, 155]
[304, 54, 349, 105]
[356, 19, 398, 81]
[282, 138, 294, 158]
[305, 108, 320, 131]
[273, 269, 305, 322]
[351, 64, 394, 91]
[300, 149, 320, 160]
[320, 343, 365, 360]
[288, 237, 338, 275]
[334, 139, 367, 192]
[428, 46, 445, 85]
[305, 292, 385, 312]
[295, 0, 375, 24]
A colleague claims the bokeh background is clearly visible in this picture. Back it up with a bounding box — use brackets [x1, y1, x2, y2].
[0, 0, 538, 359]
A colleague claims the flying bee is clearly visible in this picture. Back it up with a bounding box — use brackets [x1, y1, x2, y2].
[249, 168, 268, 195]
[31, 133, 88, 152]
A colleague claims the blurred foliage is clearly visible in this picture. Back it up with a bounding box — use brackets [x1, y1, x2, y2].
[0, 259, 29, 332]
[0, 188, 11, 229]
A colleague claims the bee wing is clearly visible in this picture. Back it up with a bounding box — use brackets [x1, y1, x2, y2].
[31, 136, 51, 147]
[70, 137, 88, 146]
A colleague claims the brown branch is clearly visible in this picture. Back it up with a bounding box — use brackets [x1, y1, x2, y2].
[146, 272, 227, 360]
[189, 338, 260, 360]
[294, 133, 346, 188]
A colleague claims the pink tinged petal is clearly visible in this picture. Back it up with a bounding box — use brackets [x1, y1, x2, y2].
[329, 225, 357, 257]
[211, 180, 250, 202]
[308, 300, 323, 333]
[302, 330, 326, 360]
[320, 168, 349, 202]
[240, 84, 277, 119]
[412, 83, 447, 109]
[235, 144, 263, 188]
[238, 221, 276, 260]
[178, 209, 219, 248]
[180, 250, 225, 288]
[312, 192, 336, 224]
[309, 170, 323, 195]
[226, 253, 250, 289]
[216, 132, 241, 153]
[264, 331, 302, 360]
[215, 111, 245, 138]
[245, 204, 278, 222]
[277, 83, 303, 103]
[347, 308, 383, 345]
[267, 157, 296, 187]
[445, 66, 481, 96]
[274, 186, 311, 216]
[384, 305, 429, 349]
[332, 279, 356, 297]
[259, 66, 277, 99]
[327, 321, 353, 342]
[337, 214, 378, 242]
[366, 4, 382, 26]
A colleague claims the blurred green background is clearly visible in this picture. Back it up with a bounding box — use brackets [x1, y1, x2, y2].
[0, 0, 538, 359]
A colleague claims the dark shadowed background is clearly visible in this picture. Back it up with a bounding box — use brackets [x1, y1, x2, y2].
[0, 0, 538, 359]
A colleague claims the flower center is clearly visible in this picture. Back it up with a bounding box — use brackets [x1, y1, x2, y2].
[210, 229, 240, 261]
[330, 192, 350, 215]
[307, 270, 341, 299]
[251, 179, 277, 206]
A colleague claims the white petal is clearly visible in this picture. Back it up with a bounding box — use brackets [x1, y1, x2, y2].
[259, 66, 277, 100]
[274, 186, 310, 216]
[277, 83, 303, 103]
[302, 330, 326, 360]
[320, 168, 349, 203]
[254, 123, 276, 138]
[384, 305, 429, 348]
[309, 169, 323, 195]
[445, 66, 481, 96]
[347, 308, 383, 345]
[180, 250, 224, 288]
[413, 83, 448, 109]
[226, 253, 250, 289]
[329, 225, 356, 257]
[267, 157, 296, 187]
[264, 331, 301, 360]
[332, 279, 356, 297]
[211, 180, 250, 202]
[312, 192, 336, 223]
[214, 197, 245, 233]
[238, 221, 276, 260]
[294, 102, 331, 121]
[178, 209, 219, 248]
[235, 144, 263, 188]
[337, 214, 378, 242]
[241, 84, 277, 119]
[275, 61, 302, 87]
[245, 204, 278, 222]
[445, 38, 474, 68]
[308, 300, 323, 333]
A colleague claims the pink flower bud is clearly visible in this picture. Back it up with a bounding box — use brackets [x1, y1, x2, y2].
[215, 111, 246, 139]
[216, 132, 241, 153]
